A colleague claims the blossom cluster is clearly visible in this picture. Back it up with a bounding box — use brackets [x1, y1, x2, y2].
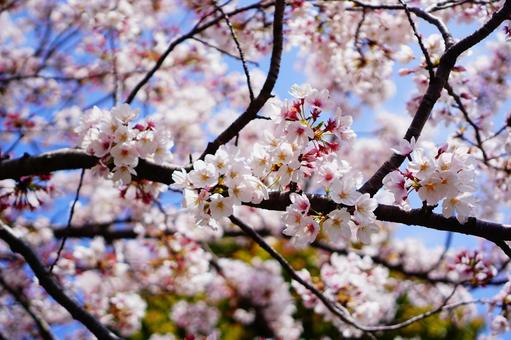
[293, 253, 396, 338]
[172, 84, 378, 245]
[78, 104, 174, 185]
[282, 191, 379, 247]
[0, 175, 53, 212]
[383, 141, 478, 222]
[67, 234, 213, 336]
[218, 258, 302, 339]
[448, 249, 497, 285]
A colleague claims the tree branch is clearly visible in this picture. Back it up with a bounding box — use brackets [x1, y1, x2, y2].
[230, 216, 489, 333]
[0, 222, 120, 340]
[229, 215, 376, 337]
[3, 151, 511, 253]
[0, 272, 55, 340]
[0, 148, 180, 184]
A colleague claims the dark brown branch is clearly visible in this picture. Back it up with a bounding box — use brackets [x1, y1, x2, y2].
[0, 272, 55, 340]
[249, 192, 511, 243]
[0, 148, 180, 185]
[359, 0, 511, 196]
[0, 222, 119, 340]
[3, 151, 511, 250]
[199, 0, 285, 158]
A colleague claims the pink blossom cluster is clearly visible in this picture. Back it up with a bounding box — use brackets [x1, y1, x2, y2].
[0, 175, 53, 212]
[448, 249, 497, 285]
[171, 84, 380, 245]
[293, 253, 396, 338]
[78, 103, 173, 185]
[383, 141, 478, 222]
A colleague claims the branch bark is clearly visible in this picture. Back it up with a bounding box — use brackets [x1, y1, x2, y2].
[3, 151, 511, 250]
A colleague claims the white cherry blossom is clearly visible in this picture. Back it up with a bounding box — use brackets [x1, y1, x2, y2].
[323, 208, 353, 242]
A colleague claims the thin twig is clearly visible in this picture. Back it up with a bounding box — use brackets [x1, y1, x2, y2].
[124, 1, 275, 104]
[215, 1, 255, 101]
[428, 231, 453, 272]
[191, 37, 260, 66]
[445, 82, 489, 162]
[49, 169, 85, 273]
[353, 9, 367, 59]
[398, 0, 435, 78]
[230, 216, 488, 333]
[229, 215, 376, 337]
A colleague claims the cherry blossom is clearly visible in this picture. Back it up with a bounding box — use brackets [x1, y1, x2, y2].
[1, 1, 511, 338]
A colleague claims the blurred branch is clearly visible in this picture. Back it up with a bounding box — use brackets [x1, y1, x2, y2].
[229, 215, 377, 337]
[0, 222, 120, 339]
[230, 216, 488, 333]
[0, 272, 55, 340]
[191, 37, 260, 66]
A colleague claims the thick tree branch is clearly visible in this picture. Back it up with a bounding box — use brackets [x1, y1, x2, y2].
[0, 148, 180, 184]
[249, 192, 511, 243]
[0, 222, 120, 340]
[3, 151, 511, 250]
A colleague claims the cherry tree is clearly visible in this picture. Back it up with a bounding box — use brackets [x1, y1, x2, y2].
[1, 0, 511, 338]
